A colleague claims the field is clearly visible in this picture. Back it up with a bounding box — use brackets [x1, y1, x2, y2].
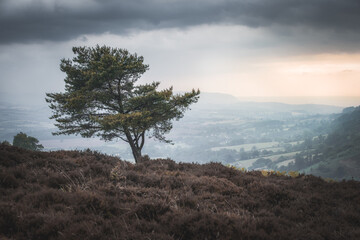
[211, 140, 304, 152]
[276, 159, 296, 168]
[211, 139, 303, 169]
[211, 141, 280, 152]
[230, 151, 301, 169]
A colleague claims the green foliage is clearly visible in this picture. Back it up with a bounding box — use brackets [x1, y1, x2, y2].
[12, 132, 44, 151]
[46, 45, 200, 163]
[1, 140, 11, 146]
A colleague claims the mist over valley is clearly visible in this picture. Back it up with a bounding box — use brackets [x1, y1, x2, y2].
[2, 92, 358, 179]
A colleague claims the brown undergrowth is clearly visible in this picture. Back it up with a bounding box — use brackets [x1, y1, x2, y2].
[1, 144, 360, 239]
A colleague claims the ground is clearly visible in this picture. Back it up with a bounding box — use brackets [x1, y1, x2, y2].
[1, 144, 360, 239]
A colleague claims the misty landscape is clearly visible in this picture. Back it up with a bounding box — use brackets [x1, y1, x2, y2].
[1, 93, 360, 180]
[1, 0, 360, 239]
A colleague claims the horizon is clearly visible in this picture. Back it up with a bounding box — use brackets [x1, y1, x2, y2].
[235, 96, 360, 107]
[1, 91, 360, 108]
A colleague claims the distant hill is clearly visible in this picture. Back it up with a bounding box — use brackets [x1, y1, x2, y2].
[315, 106, 360, 178]
[327, 107, 360, 147]
[191, 92, 343, 115]
[231, 102, 343, 115]
[286, 106, 360, 179]
[195, 92, 239, 106]
[1, 144, 360, 239]
[0, 93, 343, 150]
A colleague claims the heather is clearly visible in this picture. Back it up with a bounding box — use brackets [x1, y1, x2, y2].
[1, 144, 360, 239]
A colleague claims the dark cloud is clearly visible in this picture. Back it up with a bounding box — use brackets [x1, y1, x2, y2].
[1, 0, 360, 48]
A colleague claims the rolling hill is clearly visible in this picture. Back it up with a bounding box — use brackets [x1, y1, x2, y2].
[309, 106, 360, 178]
[1, 144, 359, 239]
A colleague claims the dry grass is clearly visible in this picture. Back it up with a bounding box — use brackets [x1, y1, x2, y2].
[1, 144, 360, 239]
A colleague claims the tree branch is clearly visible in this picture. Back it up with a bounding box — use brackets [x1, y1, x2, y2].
[139, 131, 145, 150]
[119, 136, 129, 143]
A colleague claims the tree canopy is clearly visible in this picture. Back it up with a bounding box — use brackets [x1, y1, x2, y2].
[46, 45, 200, 163]
[13, 132, 44, 151]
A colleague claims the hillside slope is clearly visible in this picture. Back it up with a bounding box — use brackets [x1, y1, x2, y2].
[1, 144, 360, 239]
[305, 106, 360, 179]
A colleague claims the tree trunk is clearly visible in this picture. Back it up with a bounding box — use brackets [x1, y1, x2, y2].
[131, 147, 142, 164]
[124, 129, 146, 163]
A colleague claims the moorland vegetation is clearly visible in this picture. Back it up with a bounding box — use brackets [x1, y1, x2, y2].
[1, 144, 359, 239]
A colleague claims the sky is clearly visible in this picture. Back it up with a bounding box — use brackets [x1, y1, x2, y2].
[1, 0, 360, 107]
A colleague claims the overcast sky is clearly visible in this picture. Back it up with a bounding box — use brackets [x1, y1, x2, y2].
[1, 0, 360, 106]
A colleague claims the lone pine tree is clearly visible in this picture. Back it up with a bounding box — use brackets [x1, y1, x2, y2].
[46, 45, 199, 163]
